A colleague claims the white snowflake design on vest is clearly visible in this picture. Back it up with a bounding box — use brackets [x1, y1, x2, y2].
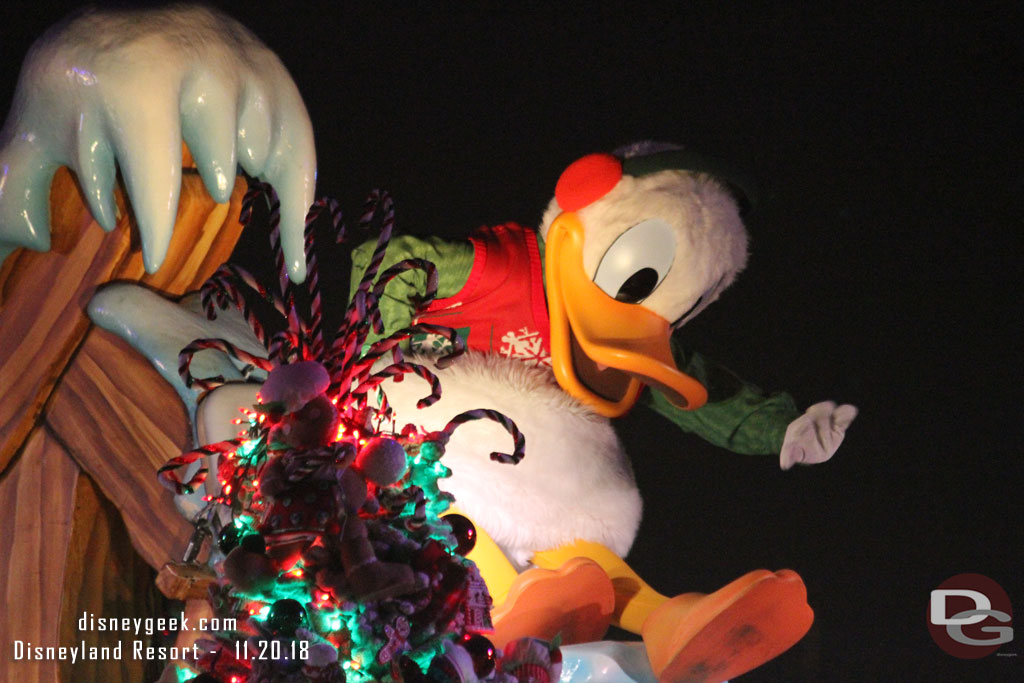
[499, 326, 551, 367]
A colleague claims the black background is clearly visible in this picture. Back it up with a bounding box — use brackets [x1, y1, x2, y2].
[2, 2, 1021, 681]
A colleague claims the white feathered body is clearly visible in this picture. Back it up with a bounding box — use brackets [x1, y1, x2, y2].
[380, 353, 642, 568]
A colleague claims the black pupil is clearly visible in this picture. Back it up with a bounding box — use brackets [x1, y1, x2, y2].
[615, 268, 659, 303]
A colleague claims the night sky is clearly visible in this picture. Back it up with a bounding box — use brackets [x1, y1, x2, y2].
[1, 2, 1020, 681]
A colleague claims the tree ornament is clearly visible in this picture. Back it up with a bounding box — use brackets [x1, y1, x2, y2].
[426, 642, 476, 682]
[239, 531, 266, 555]
[356, 436, 409, 485]
[222, 543, 277, 595]
[217, 524, 245, 555]
[260, 360, 331, 413]
[460, 633, 497, 677]
[266, 598, 308, 636]
[498, 637, 563, 682]
[418, 441, 443, 462]
[442, 513, 477, 556]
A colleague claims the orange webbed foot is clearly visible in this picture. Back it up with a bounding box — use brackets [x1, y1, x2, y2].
[491, 557, 616, 648]
[642, 569, 813, 683]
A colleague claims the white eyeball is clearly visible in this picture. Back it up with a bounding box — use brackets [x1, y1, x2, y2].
[592, 218, 676, 303]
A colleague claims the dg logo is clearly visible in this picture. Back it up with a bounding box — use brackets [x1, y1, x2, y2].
[928, 573, 1014, 659]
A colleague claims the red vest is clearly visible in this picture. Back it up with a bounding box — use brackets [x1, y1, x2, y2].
[414, 223, 551, 367]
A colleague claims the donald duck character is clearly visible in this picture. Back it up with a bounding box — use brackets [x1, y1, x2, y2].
[306, 140, 858, 682]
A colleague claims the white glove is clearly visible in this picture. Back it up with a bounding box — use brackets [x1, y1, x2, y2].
[779, 401, 858, 470]
[0, 5, 315, 280]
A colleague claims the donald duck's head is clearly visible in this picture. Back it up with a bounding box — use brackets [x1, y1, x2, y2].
[540, 142, 751, 417]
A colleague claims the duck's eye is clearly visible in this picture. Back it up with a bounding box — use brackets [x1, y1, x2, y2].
[593, 218, 676, 304]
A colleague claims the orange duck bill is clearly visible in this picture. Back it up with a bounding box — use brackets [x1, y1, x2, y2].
[545, 211, 708, 417]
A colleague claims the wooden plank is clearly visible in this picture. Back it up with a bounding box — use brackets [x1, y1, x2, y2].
[0, 168, 246, 474]
[46, 327, 195, 570]
[0, 169, 133, 474]
[0, 427, 80, 683]
[0, 147, 247, 683]
[57, 472, 165, 683]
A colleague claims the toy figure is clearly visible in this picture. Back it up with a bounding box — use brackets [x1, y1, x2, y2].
[233, 360, 422, 601]
[0, 6, 857, 682]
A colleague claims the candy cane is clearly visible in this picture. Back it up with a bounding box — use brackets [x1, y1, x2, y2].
[432, 410, 525, 465]
[158, 439, 243, 494]
[281, 443, 353, 483]
[200, 273, 270, 349]
[283, 289, 304, 353]
[203, 263, 287, 320]
[302, 198, 342, 359]
[351, 361, 442, 409]
[326, 290, 377, 391]
[355, 323, 465, 375]
[352, 190, 395, 301]
[268, 328, 303, 365]
[178, 338, 273, 392]
[262, 185, 293, 304]
[370, 258, 440, 332]
[239, 181, 267, 227]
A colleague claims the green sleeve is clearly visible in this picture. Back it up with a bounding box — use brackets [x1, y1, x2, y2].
[349, 233, 475, 344]
[640, 341, 801, 455]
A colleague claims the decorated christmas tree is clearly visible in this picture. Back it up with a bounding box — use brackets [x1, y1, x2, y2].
[155, 185, 561, 683]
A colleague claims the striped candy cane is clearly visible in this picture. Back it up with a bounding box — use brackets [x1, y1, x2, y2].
[302, 197, 342, 359]
[350, 361, 443, 410]
[370, 258, 440, 333]
[351, 190, 396, 302]
[261, 185, 293, 305]
[355, 323, 465, 375]
[432, 409, 525, 465]
[158, 439, 244, 494]
[268, 328, 304, 365]
[200, 272, 271, 349]
[178, 338, 274, 392]
[207, 263, 288, 319]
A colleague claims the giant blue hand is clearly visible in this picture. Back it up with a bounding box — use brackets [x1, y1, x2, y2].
[0, 5, 316, 281]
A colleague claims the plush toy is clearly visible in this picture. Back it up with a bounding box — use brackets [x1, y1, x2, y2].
[0, 6, 858, 682]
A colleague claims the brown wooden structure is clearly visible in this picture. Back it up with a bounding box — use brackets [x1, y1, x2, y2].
[0, 162, 247, 682]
